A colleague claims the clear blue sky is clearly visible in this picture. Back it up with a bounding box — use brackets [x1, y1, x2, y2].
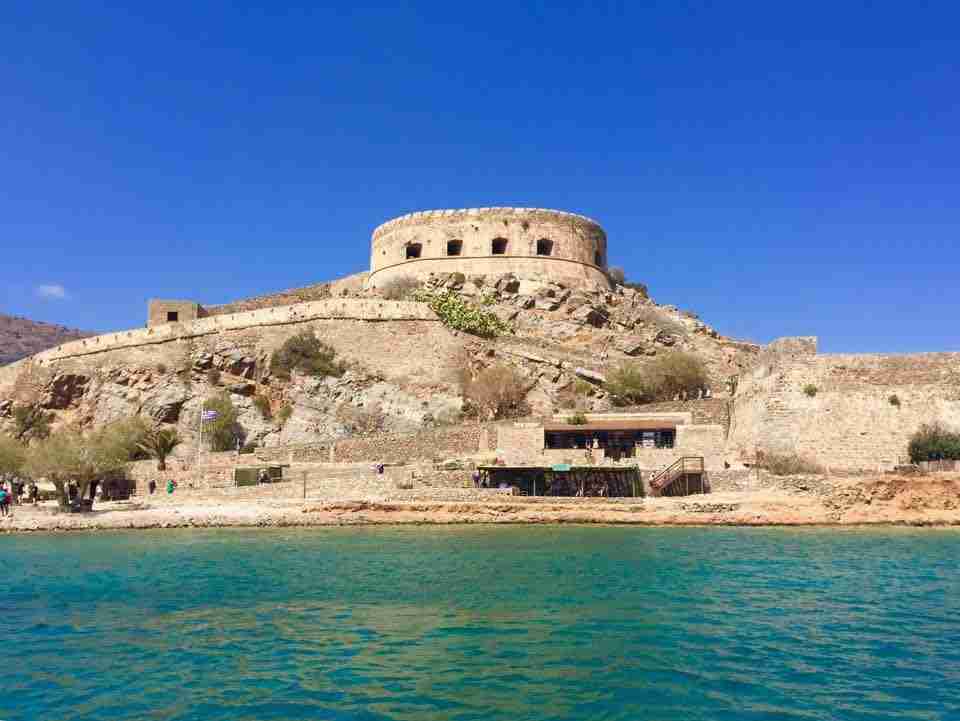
[2, 1, 958, 352]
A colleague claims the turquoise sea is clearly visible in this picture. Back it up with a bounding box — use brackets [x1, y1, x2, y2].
[4, 527, 959, 720]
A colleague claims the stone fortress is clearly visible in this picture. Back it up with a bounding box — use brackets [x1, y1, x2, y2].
[3, 205, 960, 494]
[367, 207, 611, 291]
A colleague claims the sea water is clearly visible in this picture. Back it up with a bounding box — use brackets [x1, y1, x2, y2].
[4, 526, 959, 720]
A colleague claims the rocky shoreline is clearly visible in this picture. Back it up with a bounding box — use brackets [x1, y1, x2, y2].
[3, 475, 959, 533]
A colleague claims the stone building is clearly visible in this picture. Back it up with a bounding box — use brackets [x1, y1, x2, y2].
[496, 412, 726, 471]
[367, 207, 611, 290]
[147, 299, 205, 327]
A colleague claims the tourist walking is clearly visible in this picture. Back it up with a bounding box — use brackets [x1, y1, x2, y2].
[28, 481, 38, 504]
[0, 485, 9, 517]
[166, 479, 176, 495]
[148, 479, 157, 495]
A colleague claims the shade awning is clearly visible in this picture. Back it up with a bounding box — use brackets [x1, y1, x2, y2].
[543, 420, 678, 432]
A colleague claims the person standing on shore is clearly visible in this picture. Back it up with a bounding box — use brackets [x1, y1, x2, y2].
[166, 479, 176, 495]
[148, 479, 157, 495]
[0, 485, 9, 516]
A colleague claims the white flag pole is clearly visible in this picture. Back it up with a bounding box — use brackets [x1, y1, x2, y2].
[197, 401, 204, 468]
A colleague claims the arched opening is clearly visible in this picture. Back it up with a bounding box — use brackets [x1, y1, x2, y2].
[405, 243, 422, 259]
[536, 238, 553, 256]
[491, 238, 508, 255]
[447, 239, 463, 256]
[594, 251, 603, 266]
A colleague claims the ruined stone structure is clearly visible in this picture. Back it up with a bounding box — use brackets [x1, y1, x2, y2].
[147, 299, 204, 327]
[367, 207, 611, 290]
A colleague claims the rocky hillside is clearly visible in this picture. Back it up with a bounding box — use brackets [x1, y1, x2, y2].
[0, 314, 92, 366]
[0, 273, 759, 456]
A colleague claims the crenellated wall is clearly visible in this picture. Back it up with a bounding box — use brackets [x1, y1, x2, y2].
[727, 337, 960, 470]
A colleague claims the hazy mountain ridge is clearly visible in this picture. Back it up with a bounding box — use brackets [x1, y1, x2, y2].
[0, 313, 93, 366]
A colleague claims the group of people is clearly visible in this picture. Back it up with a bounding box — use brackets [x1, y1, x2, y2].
[0, 479, 40, 516]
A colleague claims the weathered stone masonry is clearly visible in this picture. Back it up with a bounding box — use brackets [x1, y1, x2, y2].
[727, 337, 960, 470]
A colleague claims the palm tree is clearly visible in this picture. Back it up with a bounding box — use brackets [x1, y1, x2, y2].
[137, 428, 182, 471]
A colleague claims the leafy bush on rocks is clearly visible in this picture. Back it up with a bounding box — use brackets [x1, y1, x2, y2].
[202, 394, 243, 451]
[253, 394, 272, 419]
[271, 331, 345, 381]
[908, 423, 960, 463]
[606, 351, 707, 406]
[460, 364, 528, 419]
[12, 404, 54, 441]
[413, 289, 510, 338]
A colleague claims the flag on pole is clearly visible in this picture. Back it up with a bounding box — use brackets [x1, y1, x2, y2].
[201, 410, 219, 422]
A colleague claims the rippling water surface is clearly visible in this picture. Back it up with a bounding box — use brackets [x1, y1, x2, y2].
[4, 527, 959, 720]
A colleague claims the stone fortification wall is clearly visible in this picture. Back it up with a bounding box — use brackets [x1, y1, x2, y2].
[368, 208, 611, 290]
[727, 337, 960, 470]
[334, 424, 486, 464]
[202, 273, 369, 317]
[2, 299, 437, 375]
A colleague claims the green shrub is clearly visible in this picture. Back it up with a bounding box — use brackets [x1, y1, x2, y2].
[759, 451, 824, 476]
[252, 394, 272, 419]
[276, 405, 293, 426]
[413, 290, 510, 338]
[889, 394, 901, 407]
[908, 423, 960, 463]
[803, 384, 818, 397]
[566, 412, 588, 425]
[12, 404, 53, 441]
[606, 351, 707, 406]
[271, 331, 345, 381]
[202, 394, 242, 451]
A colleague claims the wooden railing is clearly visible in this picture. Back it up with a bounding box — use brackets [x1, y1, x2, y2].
[649, 457, 705, 495]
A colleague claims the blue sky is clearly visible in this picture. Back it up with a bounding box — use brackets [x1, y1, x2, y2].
[2, 1, 958, 352]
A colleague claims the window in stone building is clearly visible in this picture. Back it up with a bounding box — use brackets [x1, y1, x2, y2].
[405, 243, 422, 259]
[491, 237, 508, 255]
[166, 311, 179, 322]
[536, 238, 553, 256]
[447, 239, 462, 256]
[594, 251, 603, 266]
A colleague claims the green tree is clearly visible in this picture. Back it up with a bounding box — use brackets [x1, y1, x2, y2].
[137, 428, 182, 471]
[908, 423, 960, 463]
[24, 427, 133, 509]
[270, 331, 345, 380]
[202, 394, 242, 451]
[12, 404, 54, 441]
[0, 434, 26, 484]
[606, 351, 707, 406]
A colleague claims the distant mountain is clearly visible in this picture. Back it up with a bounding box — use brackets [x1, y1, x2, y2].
[0, 313, 93, 366]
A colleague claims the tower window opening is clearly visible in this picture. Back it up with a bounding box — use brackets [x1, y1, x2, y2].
[595, 251, 603, 266]
[491, 238, 508, 255]
[536, 238, 553, 256]
[405, 243, 422, 259]
[166, 311, 179, 322]
[447, 239, 462, 256]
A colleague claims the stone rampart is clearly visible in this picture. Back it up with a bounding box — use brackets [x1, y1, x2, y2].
[7, 299, 438, 372]
[728, 337, 960, 470]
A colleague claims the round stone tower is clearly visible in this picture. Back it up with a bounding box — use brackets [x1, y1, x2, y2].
[367, 207, 611, 290]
